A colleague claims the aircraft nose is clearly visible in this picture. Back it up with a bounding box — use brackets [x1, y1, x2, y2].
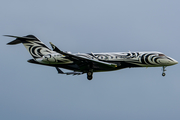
[159, 57, 178, 66]
[173, 59, 178, 65]
[168, 57, 178, 65]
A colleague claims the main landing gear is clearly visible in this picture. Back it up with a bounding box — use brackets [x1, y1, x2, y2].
[162, 66, 166, 77]
[87, 70, 93, 80]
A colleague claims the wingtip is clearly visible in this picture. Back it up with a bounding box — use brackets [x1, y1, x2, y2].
[49, 42, 57, 51]
[49, 42, 55, 46]
[4, 35, 13, 37]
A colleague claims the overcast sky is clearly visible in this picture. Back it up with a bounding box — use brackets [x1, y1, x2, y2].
[1, 0, 180, 120]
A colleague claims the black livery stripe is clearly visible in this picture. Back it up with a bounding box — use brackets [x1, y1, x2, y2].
[141, 54, 146, 64]
[23, 40, 53, 59]
[151, 56, 156, 62]
[154, 58, 159, 64]
[145, 54, 155, 65]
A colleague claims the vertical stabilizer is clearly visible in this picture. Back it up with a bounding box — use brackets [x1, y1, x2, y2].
[5, 35, 56, 59]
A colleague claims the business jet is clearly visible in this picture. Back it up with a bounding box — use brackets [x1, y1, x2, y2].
[5, 35, 178, 80]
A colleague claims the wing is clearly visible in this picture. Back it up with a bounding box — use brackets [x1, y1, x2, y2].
[49, 42, 117, 69]
[55, 67, 84, 75]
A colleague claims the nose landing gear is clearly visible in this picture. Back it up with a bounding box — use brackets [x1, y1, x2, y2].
[162, 66, 166, 76]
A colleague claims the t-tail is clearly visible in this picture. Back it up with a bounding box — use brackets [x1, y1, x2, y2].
[5, 35, 56, 59]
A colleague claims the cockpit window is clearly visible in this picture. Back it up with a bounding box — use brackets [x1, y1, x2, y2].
[158, 54, 165, 56]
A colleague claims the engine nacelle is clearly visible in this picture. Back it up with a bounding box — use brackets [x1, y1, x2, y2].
[36, 54, 73, 64]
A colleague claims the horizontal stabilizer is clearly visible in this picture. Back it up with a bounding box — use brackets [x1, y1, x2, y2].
[4, 35, 36, 40]
[7, 39, 22, 45]
[4, 35, 37, 45]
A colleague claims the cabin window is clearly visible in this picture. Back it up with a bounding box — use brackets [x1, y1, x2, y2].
[159, 54, 165, 56]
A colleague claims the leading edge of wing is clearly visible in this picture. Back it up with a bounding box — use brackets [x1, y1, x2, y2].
[49, 42, 117, 68]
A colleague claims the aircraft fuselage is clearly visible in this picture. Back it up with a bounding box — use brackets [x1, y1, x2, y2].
[5, 35, 178, 80]
[32, 51, 178, 72]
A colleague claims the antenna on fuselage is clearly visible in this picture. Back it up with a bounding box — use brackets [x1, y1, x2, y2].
[128, 50, 133, 57]
[91, 52, 98, 59]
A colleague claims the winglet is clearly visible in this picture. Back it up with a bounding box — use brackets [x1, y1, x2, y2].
[49, 42, 62, 52]
[55, 67, 64, 74]
[49, 42, 55, 50]
[55, 67, 84, 75]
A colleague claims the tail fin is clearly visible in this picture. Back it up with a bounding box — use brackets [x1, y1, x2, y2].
[5, 35, 56, 59]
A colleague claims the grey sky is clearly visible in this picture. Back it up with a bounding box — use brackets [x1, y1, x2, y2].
[1, 0, 180, 120]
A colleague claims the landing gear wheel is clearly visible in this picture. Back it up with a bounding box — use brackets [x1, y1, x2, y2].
[88, 71, 92, 76]
[87, 71, 93, 80]
[87, 76, 93, 80]
[162, 73, 166, 76]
